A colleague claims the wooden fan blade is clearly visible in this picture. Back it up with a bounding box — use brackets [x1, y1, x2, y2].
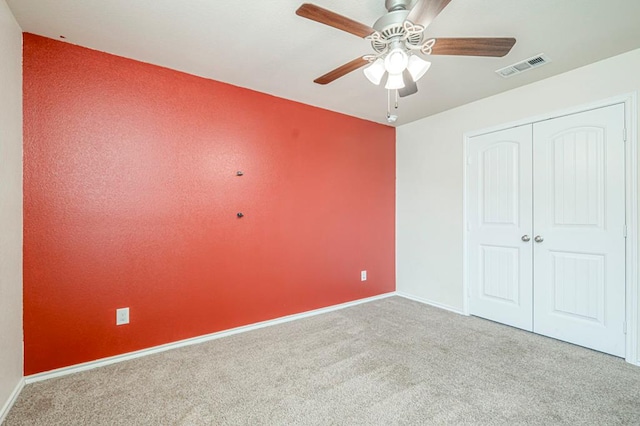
[430, 38, 516, 57]
[406, 0, 452, 29]
[399, 69, 418, 98]
[296, 3, 375, 38]
[314, 57, 369, 85]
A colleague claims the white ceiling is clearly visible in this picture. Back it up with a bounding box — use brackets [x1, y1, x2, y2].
[7, 0, 640, 126]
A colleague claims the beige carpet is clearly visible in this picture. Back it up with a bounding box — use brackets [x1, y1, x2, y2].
[5, 296, 640, 425]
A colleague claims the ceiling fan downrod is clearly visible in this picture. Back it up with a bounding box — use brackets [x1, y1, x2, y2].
[385, 0, 412, 13]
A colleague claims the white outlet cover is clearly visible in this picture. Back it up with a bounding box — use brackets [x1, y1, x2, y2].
[116, 307, 129, 325]
[361, 270, 367, 281]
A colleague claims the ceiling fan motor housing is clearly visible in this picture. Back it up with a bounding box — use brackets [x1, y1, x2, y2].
[372, 9, 422, 54]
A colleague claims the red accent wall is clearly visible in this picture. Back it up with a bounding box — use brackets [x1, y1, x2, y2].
[23, 33, 395, 375]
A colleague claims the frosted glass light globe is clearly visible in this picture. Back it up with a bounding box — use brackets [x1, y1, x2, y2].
[384, 48, 409, 75]
[385, 73, 405, 90]
[363, 58, 386, 85]
[407, 55, 431, 82]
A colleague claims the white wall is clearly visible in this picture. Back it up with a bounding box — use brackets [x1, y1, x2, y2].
[0, 0, 23, 419]
[397, 48, 640, 360]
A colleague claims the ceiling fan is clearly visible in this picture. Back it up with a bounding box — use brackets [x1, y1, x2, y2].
[296, 0, 516, 101]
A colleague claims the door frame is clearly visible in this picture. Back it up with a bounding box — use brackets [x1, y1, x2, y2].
[462, 93, 639, 366]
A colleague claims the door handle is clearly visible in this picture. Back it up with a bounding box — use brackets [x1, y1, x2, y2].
[521, 235, 531, 242]
[534, 235, 544, 243]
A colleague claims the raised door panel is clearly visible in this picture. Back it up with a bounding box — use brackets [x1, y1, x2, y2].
[481, 142, 519, 225]
[550, 251, 605, 324]
[479, 245, 519, 304]
[551, 128, 605, 228]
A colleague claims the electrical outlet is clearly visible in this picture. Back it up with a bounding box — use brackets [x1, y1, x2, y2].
[116, 307, 129, 325]
[361, 270, 367, 281]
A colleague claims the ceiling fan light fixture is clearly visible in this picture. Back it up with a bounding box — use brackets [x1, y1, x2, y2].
[295, 0, 517, 124]
[407, 55, 431, 82]
[363, 58, 386, 85]
[384, 48, 409, 74]
[385, 72, 405, 90]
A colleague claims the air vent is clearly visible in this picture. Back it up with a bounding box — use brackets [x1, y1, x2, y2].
[496, 54, 551, 78]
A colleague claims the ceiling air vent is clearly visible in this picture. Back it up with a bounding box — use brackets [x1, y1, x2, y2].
[496, 54, 551, 78]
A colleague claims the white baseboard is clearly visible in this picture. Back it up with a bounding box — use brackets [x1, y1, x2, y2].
[396, 292, 466, 315]
[26, 292, 396, 384]
[0, 377, 25, 424]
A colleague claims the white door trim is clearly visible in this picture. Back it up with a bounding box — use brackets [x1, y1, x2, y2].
[462, 92, 639, 366]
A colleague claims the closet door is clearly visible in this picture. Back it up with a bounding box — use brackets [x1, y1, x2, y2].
[468, 125, 533, 331]
[532, 104, 626, 357]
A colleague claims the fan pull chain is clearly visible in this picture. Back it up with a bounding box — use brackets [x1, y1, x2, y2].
[386, 90, 399, 124]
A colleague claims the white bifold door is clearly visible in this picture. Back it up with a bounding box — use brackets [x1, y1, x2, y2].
[467, 104, 626, 357]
